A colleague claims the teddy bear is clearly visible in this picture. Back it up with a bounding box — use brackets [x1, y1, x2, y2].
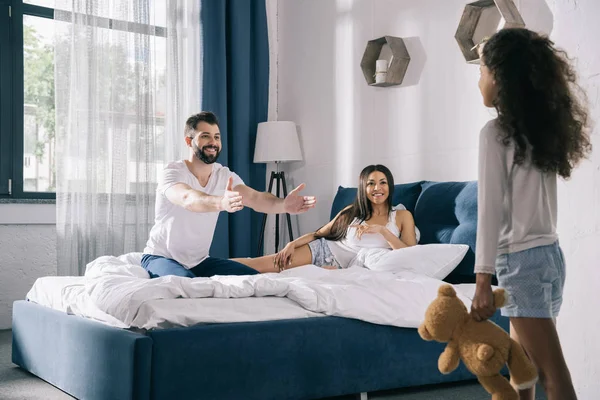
[418, 284, 538, 400]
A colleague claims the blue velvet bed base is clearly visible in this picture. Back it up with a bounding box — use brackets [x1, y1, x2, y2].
[13, 300, 508, 400]
[11, 300, 152, 400]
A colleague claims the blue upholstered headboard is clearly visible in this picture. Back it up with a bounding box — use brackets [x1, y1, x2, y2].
[330, 181, 479, 284]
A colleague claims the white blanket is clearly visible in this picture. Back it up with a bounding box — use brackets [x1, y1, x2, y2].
[63, 253, 476, 329]
[26, 276, 325, 329]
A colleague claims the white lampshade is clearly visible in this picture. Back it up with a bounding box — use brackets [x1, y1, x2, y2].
[253, 121, 303, 163]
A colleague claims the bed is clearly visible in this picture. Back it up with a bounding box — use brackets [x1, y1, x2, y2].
[12, 180, 508, 400]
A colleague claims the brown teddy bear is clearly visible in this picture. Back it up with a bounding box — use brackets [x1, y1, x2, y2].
[418, 284, 538, 400]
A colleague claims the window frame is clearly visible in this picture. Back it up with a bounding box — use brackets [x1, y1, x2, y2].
[0, 1, 12, 197]
[0, 0, 166, 200]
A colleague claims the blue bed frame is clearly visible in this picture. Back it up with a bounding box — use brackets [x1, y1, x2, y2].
[12, 180, 509, 400]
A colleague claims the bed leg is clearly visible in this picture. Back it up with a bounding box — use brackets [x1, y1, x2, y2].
[356, 392, 368, 400]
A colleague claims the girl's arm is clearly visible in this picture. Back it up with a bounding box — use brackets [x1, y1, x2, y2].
[475, 122, 508, 275]
[472, 122, 508, 321]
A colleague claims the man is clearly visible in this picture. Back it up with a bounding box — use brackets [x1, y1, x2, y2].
[142, 111, 316, 278]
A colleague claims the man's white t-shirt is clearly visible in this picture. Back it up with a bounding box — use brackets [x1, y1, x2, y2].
[143, 160, 244, 268]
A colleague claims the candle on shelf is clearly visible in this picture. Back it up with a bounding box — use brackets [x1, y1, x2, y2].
[376, 59, 388, 73]
[375, 59, 388, 84]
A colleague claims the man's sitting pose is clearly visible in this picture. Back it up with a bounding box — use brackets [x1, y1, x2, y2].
[142, 111, 316, 278]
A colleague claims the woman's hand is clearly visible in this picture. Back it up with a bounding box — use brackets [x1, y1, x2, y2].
[274, 242, 295, 271]
[350, 224, 386, 240]
[470, 273, 496, 321]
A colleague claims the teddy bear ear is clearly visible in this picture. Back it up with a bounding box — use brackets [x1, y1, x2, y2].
[438, 284, 457, 297]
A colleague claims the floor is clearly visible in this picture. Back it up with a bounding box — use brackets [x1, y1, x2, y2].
[0, 329, 546, 400]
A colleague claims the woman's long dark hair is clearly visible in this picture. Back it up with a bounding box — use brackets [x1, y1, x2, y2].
[316, 165, 395, 242]
[482, 28, 591, 179]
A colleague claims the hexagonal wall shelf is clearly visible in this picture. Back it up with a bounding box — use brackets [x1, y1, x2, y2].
[455, 0, 525, 64]
[360, 36, 411, 87]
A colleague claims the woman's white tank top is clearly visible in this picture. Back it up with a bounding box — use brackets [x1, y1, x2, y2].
[326, 210, 400, 268]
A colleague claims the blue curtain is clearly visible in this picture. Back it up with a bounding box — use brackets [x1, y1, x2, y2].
[202, 0, 269, 258]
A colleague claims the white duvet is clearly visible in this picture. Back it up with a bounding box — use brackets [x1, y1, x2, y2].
[27, 253, 477, 330]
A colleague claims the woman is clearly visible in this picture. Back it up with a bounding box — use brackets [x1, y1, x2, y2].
[233, 165, 418, 273]
[470, 29, 591, 400]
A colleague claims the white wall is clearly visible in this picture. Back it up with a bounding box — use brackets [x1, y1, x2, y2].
[275, 0, 600, 397]
[0, 205, 57, 329]
[275, 0, 494, 237]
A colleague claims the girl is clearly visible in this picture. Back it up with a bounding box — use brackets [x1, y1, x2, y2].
[233, 164, 418, 272]
[471, 28, 592, 400]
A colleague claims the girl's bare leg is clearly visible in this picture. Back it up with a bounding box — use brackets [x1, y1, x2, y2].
[510, 318, 576, 400]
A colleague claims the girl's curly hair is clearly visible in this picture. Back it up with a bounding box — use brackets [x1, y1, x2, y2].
[481, 28, 592, 179]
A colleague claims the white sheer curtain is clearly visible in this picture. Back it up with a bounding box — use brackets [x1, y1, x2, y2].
[55, 0, 201, 275]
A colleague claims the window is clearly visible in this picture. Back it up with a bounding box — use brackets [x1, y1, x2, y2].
[0, 0, 166, 199]
[0, 1, 56, 198]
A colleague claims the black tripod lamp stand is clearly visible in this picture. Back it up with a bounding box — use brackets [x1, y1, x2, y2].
[253, 121, 303, 255]
[257, 169, 294, 254]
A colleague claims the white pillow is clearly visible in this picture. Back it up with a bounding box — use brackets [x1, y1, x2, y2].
[369, 244, 469, 280]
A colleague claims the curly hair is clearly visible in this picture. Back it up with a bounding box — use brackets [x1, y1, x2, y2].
[315, 165, 395, 242]
[481, 28, 592, 179]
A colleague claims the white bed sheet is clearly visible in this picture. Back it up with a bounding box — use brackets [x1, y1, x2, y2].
[27, 276, 324, 329]
[27, 253, 484, 331]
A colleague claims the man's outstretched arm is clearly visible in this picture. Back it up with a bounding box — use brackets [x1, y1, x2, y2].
[236, 183, 316, 214]
[166, 177, 244, 213]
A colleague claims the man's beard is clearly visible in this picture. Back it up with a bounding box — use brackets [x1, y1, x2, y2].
[193, 141, 221, 164]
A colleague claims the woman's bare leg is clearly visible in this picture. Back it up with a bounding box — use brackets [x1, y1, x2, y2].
[510, 318, 576, 400]
[232, 244, 314, 273]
